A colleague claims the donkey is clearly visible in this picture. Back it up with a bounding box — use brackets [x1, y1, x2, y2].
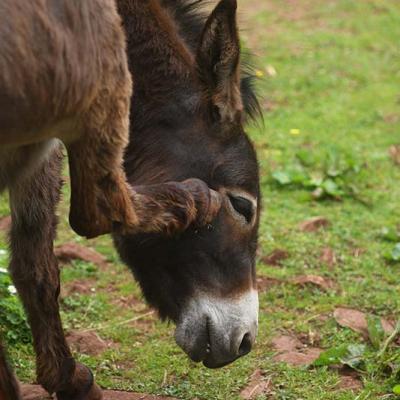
[1, 0, 261, 398]
[114, 0, 261, 370]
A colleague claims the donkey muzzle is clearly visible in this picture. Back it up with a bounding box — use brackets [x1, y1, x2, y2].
[174, 289, 258, 368]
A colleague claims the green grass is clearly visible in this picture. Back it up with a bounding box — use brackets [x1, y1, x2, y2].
[1, 0, 400, 398]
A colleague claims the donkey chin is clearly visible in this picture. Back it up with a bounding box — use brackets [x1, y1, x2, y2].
[174, 289, 259, 368]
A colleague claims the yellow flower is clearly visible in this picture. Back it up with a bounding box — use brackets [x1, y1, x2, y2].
[255, 69, 264, 78]
[290, 128, 301, 135]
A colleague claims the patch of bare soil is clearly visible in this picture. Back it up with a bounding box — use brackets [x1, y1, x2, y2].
[104, 391, 176, 400]
[385, 114, 400, 124]
[66, 331, 114, 356]
[320, 247, 337, 267]
[389, 145, 400, 166]
[336, 374, 363, 391]
[351, 248, 365, 258]
[274, 349, 322, 366]
[261, 249, 289, 266]
[257, 273, 336, 293]
[61, 279, 96, 297]
[256, 275, 282, 292]
[240, 369, 273, 399]
[112, 293, 149, 313]
[271, 334, 322, 366]
[0, 215, 11, 232]
[299, 216, 330, 232]
[55, 242, 108, 268]
[20, 385, 52, 400]
[241, 0, 330, 48]
[291, 275, 336, 291]
[271, 335, 302, 352]
[333, 308, 394, 339]
[99, 282, 156, 333]
[129, 312, 157, 333]
[20, 385, 177, 400]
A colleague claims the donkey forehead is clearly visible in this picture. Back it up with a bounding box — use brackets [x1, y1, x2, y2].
[211, 149, 259, 196]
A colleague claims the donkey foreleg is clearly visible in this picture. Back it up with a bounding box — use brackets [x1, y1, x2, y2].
[8, 149, 101, 400]
[68, 70, 137, 239]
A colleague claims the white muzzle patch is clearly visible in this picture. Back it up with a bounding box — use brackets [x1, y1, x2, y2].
[175, 289, 259, 366]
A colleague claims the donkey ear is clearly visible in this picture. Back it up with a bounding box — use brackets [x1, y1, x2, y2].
[196, 0, 243, 125]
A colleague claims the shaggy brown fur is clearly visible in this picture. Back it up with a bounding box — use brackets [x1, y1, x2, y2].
[0, 0, 135, 239]
[0, 343, 21, 400]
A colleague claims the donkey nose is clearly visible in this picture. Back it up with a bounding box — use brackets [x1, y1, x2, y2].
[174, 290, 259, 368]
[238, 332, 253, 356]
[202, 324, 257, 369]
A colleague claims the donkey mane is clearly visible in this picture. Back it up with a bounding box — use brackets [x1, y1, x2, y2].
[161, 0, 262, 121]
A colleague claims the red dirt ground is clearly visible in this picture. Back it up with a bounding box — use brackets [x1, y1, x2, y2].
[21, 385, 177, 400]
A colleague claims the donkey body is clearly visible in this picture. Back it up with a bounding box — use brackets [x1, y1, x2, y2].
[1, 0, 260, 399]
[0, 0, 138, 239]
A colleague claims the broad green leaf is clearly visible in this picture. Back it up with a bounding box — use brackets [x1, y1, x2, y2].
[393, 385, 400, 395]
[385, 243, 400, 262]
[380, 227, 400, 242]
[272, 171, 292, 185]
[367, 314, 385, 349]
[296, 150, 315, 167]
[321, 179, 343, 197]
[289, 169, 309, 185]
[341, 344, 366, 369]
[313, 344, 349, 366]
[306, 173, 324, 188]
[313, 344, 366, 368]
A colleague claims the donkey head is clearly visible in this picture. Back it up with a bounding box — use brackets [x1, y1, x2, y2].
[115, 0, 260, 368]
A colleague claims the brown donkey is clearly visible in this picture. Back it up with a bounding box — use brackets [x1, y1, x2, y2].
[0, 0, 137, 239]
[1, 0, 260, 399]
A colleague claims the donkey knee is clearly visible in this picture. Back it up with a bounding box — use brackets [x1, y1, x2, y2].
[9, 257, 60, 302]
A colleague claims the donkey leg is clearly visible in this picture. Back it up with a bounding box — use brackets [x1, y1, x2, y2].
[67, 65, 137, 239]
[0, 341, 21, 400]
[132, 179, 222, 235]
[8, 149, 101, 400]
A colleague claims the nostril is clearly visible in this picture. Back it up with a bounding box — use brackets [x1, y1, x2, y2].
[238, 332, 253, 356]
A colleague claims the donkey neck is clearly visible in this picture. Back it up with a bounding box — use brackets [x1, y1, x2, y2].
[118, 0, 195, 91]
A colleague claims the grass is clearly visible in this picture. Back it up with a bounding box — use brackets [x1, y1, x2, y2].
[1, 0, 400, 398]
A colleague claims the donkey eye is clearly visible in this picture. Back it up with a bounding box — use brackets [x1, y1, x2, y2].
[228, 195, 254, 223]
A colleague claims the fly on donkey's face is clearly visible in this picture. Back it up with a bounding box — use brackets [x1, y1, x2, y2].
[115, 0, 261, 368]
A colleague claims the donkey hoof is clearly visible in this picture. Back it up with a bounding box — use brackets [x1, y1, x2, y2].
[57, 384, 102, 400]
[82, 382, 103, 400]
[56, 363, 102, 400]
[182, 179, 222, 226]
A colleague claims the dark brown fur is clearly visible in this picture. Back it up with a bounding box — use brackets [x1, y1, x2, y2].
[1, 0, 260, 398]
[0, 343, 20, 400]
